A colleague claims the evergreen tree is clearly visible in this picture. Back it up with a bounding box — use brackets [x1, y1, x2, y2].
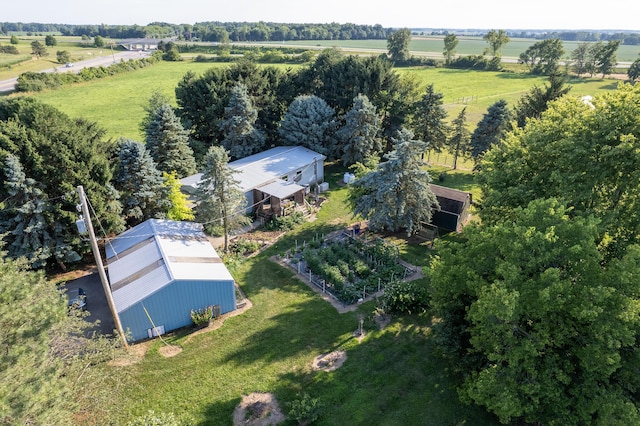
[514, 74, 571, 128]
[0, 155, 79, 269]
[139, 90, 172, 134]
[336, 94, 382, 166]
[219, 83, 265, 159]
[194, 146, 249, 252]
[447, 107, 471, 170]
[113, 139, 170, 227]
[470, 99, 511, 161]
[145, 104, 197, 178]
[279, 95, 337, 157]
[349, 128, 438, 235]
[0, 98, 123, 270]
[412, 84, 449, 153]
[0, 253, 125, 424]
[163, 171, 194, 221]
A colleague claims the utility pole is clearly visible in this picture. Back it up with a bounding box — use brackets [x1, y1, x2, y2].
[77, 185, 128, 348]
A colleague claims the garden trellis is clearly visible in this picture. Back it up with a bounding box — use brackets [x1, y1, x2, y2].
[283, 232, 413, 305]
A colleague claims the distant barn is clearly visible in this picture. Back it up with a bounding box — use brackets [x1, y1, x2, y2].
[430, 184, 472, 232]
[106, 219, 236, 342]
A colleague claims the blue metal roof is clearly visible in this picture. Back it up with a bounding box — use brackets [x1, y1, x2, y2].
[106, 219, 233, 313]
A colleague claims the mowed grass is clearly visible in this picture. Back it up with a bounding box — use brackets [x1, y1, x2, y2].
[95, 165, 496, 425]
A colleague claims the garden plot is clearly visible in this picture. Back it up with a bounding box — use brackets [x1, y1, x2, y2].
[283, 233, 415, 305]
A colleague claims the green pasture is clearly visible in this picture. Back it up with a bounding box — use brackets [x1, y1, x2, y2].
[22, 59, 623, 143]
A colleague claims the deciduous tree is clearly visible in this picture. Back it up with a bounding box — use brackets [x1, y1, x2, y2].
[518, 38, 565, 75]
[44, 35, 57, 46]
[483, 29, 509, 57]
[163, 171, 194, 221]
[30, 40, 46, 58]
[479, 83, 640, 258]
[349, 128, 438, 235]
[628, 55, 640, 82]
[387, 28, 411, 63]
[429, 198, 640, 425]
[443, 33, 458, 64]
[592, 40, 621, 78]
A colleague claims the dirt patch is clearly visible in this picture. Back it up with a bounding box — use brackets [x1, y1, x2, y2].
[312, 350, 347, 372]
[158, 344, 182, 357]
[374, 312, 392, 330]
[233, 393, 285, 426]
[108, 340, 151, 366]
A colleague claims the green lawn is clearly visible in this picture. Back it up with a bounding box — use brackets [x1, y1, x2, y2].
[92, 165, 496, 425]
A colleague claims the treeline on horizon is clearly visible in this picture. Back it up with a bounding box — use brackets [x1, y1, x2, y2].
[3, 21, 640, 45]
[0, 21, 392, 42]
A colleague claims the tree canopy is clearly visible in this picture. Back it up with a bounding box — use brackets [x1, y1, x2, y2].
[412, 84, 449, 153]
[387, 28, 412, 63]
[479, 83, 640, 258]
[279, 95, 337, 157]
[470, 99, 511, 161]
[219, 83, 266, 159]
[429, 198, 640, 425]
[336, 94, 383, 166]
[0, 97, 123, 270]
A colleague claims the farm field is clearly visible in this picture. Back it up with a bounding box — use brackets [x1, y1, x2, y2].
[260, 36, 640, 63]
[19, 59, 623, 143]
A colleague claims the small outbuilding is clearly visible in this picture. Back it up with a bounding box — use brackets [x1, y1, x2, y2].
[429, 184, 472, 232]
[106, 219, 236, 342]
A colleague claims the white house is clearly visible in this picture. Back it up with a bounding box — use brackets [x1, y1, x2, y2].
[181, 146, 326, 215]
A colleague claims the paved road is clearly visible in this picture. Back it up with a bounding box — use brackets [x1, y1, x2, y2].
[0, 50, 152, 93]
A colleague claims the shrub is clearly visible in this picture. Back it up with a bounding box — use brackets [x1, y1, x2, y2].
[286, 393, 323, 425]
[264, 212, 306, 231]
[381, 280, 429, 315]
[190, 305, 213, 326]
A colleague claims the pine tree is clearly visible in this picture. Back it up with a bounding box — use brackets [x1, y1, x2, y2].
[470, 99, 511, 161]
[349, 128, 439, 235]
[194, 146, 249, 252]
[279, 95, 337, 157]
[412, 84, 449, 153]
[113, 139, 171, 227]
[163, 171, 194, 221]
[447, 107, 471, 170]
[140, 90, 172, 134]
[145, 104, 197, 178]
[219, 83, 265, 159]
[336, 94, 383, 166]
[0, 154, 79, 269]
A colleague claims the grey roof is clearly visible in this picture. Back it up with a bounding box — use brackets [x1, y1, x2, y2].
[106, 219, 233, 313]
[258, 179, 305, 199]
[180, 146, 325, 193]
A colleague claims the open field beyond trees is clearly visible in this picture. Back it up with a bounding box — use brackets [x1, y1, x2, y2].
[11, 59, 622, 145]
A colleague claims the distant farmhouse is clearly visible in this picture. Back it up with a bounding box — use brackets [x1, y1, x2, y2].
[429, 184, 472, 232]
[181, 146, 326, 218]
[117, 38, 173, 51]
[106, 219, 237, 342]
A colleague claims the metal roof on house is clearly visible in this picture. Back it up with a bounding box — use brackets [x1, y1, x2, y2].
[106, 219, 233, 313]
[257, 179, 305, 199]
[180, 146, 325, 193]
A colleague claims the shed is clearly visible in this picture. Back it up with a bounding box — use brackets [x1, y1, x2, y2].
[105, 219, 236, 342]
[430, 184, 472, 232]
[180, 146, 325, 214]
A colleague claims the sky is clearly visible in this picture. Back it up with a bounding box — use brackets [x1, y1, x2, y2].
[3, 0, 640, 31]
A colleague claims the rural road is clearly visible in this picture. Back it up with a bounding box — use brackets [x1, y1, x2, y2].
[0, 50, 152, 93]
